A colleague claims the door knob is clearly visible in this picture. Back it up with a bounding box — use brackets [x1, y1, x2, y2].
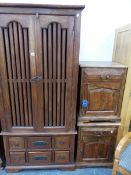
[81, 99, 88, 108]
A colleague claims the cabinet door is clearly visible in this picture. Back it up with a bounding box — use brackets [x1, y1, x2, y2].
[77, 128, 117, 163]
[80, 68, 125, 117]
[0, 15, 37, 131]
[34, 15, 74, 131]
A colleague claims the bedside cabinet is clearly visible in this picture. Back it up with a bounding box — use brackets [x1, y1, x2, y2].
[76, 62, 127, 167]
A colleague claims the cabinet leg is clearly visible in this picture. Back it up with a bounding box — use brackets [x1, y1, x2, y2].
[6, 167, 21, 173]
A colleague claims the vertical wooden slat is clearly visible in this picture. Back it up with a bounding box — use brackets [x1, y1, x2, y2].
[18, 24, 25, 126]
[9, 22, 20, 126]
[57, 24, 61, 126]
[13, 22, 24, 126]
[23, 29, 30, 126]
[48, 24, 53, 126]
[53, 23, 57, 126]
[24, 29, 33, 126]
[0, 28, 12, 130]
[23, 28, 32, 126]
[43, 29, 48, 126]
[61, 29, 66, 126]
[3, 28, 17, 126]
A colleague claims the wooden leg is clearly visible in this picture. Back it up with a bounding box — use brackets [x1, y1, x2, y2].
[6, 167, 21, 173]
[112, 159, 118, 175]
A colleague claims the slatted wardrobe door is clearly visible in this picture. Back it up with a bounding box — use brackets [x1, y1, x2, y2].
[0, 15, 37, 131]
[35, 16, 74, 131]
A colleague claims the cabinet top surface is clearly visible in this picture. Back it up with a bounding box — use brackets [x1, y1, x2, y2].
[0, 3, 85, 9]
[79, 61, 127, 68]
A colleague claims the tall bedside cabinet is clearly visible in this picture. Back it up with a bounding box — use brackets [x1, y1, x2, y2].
[76, 61, 127, 167]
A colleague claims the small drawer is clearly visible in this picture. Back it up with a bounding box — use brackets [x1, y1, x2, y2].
[28, 137, 51, 149]
[9, 137, 25, 149]
[10, 152, 25, 165]
[55, 151, 70, 163]
[82, 68, 124, 83]
[55, 136, 70, 149]
[28, 151, 51, 164]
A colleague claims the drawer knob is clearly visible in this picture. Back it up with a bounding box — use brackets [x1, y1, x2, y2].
[32, 141, 48, 147]
[57, 156, 65, 160]
[34, 156, 48, 161]
[100, 75, 110, 80]
[81, 99, 88, 108]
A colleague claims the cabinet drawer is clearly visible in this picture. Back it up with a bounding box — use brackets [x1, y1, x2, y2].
[55, 151, 70, 163]
[82, 68, 124, 83]
[55, 136, 70, 149]
[9, 137, 25, 149]
[28, 137, 51, 149]
[28, 151, 51, 164]
[10, 152, 25, 165]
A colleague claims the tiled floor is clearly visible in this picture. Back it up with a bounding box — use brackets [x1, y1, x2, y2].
[0, 168, 122, 175]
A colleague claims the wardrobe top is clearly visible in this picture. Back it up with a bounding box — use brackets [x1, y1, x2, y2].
[79, 61, 127, 68]
[0, 3, 85, 9]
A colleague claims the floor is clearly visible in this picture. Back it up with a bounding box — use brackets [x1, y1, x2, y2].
[0, 168, 122, 175]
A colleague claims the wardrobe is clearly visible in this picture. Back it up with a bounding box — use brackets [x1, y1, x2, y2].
[0, 3, 84, 172]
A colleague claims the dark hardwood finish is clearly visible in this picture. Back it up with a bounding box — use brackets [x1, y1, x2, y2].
[28, 151, 52, 164]
[79, 62, 127, 120]
[76, 126, 117, 165]
[10, 152, 25, 165]
[76, 62, 127, 167]
[0, 3, 84, 172]
[9, 137, 25, 150]
[28, 137, 51, 149]
[55, 151, 70, 163]
[55, 136, 70, 149]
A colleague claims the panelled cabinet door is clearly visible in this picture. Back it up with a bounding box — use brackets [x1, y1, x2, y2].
[80, 68, 125, 117]
[77, 128, 117, 163]
[0, 15, 37, 131]
[80, 83, 120, 116]
[34, 15, 74, 131]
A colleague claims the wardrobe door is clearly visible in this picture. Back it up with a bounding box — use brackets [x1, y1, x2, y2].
[0, 15, 37, 131]
[35, 15, 74, 131]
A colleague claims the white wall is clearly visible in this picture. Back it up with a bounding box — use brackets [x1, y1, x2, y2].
[0, 0, 131, 61]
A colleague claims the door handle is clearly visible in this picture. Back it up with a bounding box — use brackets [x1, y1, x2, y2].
[31, 76, 42, 82]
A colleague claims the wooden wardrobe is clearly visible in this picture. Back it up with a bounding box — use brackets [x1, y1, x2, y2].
[0, 3, 84, 172]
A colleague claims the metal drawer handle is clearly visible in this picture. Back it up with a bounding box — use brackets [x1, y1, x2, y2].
[100, 75, 110, 80]
[32, 141, 48, 147]
[34, 156, 48, 161]
[31, 76, 42, 82]
[57, 156, 65, 160]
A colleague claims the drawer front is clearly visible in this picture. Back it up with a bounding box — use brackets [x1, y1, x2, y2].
[82, 68, 125, 83]
[55, 151, 70, 163]
[28, 137, 51, 149]
[28, 152, 51, 164]
[55, 136, 70, 149]
[10, 152, 25, 165]
[9, 137, 25, 149]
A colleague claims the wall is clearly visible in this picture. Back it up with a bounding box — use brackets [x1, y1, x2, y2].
[0, 0, 131, 61]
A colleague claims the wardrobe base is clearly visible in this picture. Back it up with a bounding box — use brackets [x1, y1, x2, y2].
[5, 164, 76, 173]
[76, 162, 113, 167]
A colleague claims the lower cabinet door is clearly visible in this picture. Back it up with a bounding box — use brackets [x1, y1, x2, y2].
[77, 127, 117, 163]
[55, 151, 70, 163]
[10, 152, 26, 165]
[28, 151, 52, 164]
